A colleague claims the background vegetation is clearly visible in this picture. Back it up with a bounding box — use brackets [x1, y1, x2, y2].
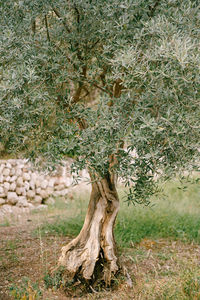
[38, 180, 200, 247]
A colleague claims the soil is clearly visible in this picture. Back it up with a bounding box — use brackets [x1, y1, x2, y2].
[0, 212, 69, 299]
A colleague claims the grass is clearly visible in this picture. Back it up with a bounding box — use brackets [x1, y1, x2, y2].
[0, 239, 20, 271]
[136, 266, 200, 300]
[1, 179, 199, 300]
[37, 180, 200, 248]
[0, 219, 10, 227]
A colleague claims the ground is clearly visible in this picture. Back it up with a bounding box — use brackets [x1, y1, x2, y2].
[0, 182, 200, 299]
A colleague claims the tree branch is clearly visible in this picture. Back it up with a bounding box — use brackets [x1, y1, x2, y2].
[81, 87, 90, 99]
[52, 7, 71, 33]
[113, 79, 123, 98]
[72, 66, 87, 103]
[88, 39, 100, 51]
[99, 69, 107, 87]
[91, 82, 113, 97]
[74, 4, 80, 24]
[31, 18, 36, 35]
[44, 15, 50, 42]
[148, 0, 161, 17]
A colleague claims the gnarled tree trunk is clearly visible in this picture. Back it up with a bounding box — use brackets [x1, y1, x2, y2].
[58, 174, 119, 284]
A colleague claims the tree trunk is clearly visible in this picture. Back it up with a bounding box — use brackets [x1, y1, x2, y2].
[58, 175, 119, 284]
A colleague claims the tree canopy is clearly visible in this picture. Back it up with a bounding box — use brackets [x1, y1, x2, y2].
[0, 0, 199, 204]
[1, 0, 200, 286]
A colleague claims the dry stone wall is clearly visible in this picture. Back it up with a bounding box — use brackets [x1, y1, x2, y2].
[0, 159, 74, 208]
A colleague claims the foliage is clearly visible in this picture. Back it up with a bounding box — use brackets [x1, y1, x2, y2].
[43, 267, 65, 290]
[0, 0, 199, 203]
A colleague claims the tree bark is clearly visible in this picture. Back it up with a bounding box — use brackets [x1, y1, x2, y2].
[58, 174, 119, 285]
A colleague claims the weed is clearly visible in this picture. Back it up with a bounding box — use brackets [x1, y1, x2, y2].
[9, 277, 42, 300]
[4, 239, 19, 251]
[159, 270, 200, 300]
[0, 219, 10, 227]
[182, 270, 200, 299]
[43, 266, 65, 289]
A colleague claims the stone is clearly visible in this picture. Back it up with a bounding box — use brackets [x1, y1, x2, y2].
[23, 172, 31, 181]
[2, 168, 10, 176]
[41, 179, 48, 189]
[64, 177, 73, 187]
[46, 187, 54, 196]
[35, 179, 41, 188]
[15, 168, 22, 177]
[16, 197, 29, 207]
[48, 178, 55, 188]
[16, 187, 23, 195]
[7, 192, 18, 205]
[16, 176, 23, 186]
[21, 188, 26, 196]
[31, 173, 37, 182]
[36, 188, 41, 194]
[0, 204, 13, 213]
[0, 175, 4, 183]
[26, 190, 35, 199]
[24, 181, 30, 191]
[29, 180, 35, 190]
[54, 177, 65, 185]
[0, 198, 6, 205]
[0, 159, 79, 209]
[40, 190, 49, 199]
[4, 182, 10, 191]
[10, 175, 17, 182]
[54, 184, 65, 191]
[28, 203, 34, 209]
[5, 176, 11, 182]
[6, 162, 12, 169]
[45, 197, 55, 205]
[10, 182, 17, 191]
[34, 195, 43, 204]
[10, 160, 17, 166]
[54, 189, 68, 197]
[0, 163, 5, 171]
[9, 168, 16, 176]
[16, 163, 24, 169]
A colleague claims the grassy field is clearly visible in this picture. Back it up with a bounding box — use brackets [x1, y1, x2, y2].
[0, 180, 200, 299]
[39, 180, 200, 247]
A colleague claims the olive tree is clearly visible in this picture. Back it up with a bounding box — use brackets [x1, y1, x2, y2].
[0, 0, 199, 283]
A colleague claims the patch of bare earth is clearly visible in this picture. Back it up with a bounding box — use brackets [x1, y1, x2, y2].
[0, 212, 70, 300]
[0, 210, 200, 299]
